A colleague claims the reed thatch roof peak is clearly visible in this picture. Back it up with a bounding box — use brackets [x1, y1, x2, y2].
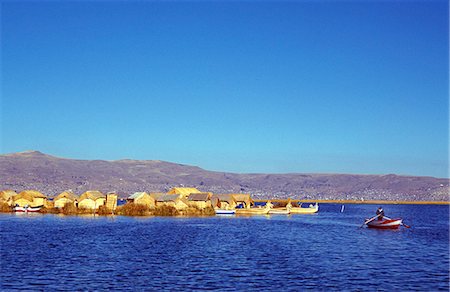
[168, 187, 201, 197]
[16, 190, 47, 199]
[128, 192, 149, 200]
[156, 194, 180, 202]
[55, 191, 78, 201]
[188, 193, 211, 202]
[0, 190, 17, 200]
[79, 190, 104, 201]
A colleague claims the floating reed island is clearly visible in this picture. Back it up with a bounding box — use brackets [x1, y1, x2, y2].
[1, 188, 447, 217]
[0, 188, 258, 216]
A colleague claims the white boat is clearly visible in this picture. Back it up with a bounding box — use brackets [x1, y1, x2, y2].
[14, 205, 42, 213]
[215, 209, 236, 215]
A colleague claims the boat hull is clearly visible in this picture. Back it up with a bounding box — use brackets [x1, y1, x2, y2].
[268, 208, 290, 215]
[14, 206, 42, 213]
[236, 208, 270, 215]
[215, 209, 236, 215]
[367, 218, 402, 229]
[290, 204, 319, 214]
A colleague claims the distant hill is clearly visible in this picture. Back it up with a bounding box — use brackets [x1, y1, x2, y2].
[0, 151, 448, 201]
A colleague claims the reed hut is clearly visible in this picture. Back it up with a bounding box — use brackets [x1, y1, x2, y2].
[156, 194, 189, 210]
[149, 192, 165, 201]
[232, 194, 253, 209]
[54, 190, 78, 208]
[78, 191, 105, 210]
[13, 190, 47, 207]
[167, 187, 201, 199]
[187, 193, 212, 209]
[106, 192, 118, 211]
[0, 190, 16, 206]
[211, 194, 237, 210]
[127, 192, 155, 208]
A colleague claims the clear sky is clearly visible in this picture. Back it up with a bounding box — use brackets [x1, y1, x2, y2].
[1, 0, 448, 178]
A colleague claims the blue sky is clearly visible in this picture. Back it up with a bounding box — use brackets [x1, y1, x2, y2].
[1, 1, 448, 177]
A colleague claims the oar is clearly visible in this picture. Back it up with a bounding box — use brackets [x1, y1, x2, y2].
[360, 215, 379, 228]
[383, 216, 411, 228]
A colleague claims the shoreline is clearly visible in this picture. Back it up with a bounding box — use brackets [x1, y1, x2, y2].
[254, 199, 450, 205]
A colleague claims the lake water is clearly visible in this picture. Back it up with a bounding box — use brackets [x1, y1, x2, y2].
[1, 204, 448, 291]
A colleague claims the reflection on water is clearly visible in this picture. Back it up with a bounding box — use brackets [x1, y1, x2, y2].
[1, 204, 448, 290]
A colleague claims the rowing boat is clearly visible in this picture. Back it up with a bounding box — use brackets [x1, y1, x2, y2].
[290, 203, 319, 214]
[366, 218, 402, 229]
[14, 205, 42, 213]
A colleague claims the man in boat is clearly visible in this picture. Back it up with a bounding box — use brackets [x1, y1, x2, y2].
[286, 201, 292, 210]
[376, 207, 385, 220]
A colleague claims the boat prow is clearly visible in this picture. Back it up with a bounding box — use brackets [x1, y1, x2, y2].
[367, 218, 402, 229]
[290, 203, 319, 214]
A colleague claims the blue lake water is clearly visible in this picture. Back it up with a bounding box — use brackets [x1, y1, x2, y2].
[1, 204, 449, 291]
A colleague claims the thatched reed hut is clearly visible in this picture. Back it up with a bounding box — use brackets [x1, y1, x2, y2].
[54, 190, 78, 208]
[127, 192, 155, 208]
[106, 192, 118, 211]
[187, 193, 212, 209]
[78, 191, 105, 210]
[0, 190, 17, 206]
[167, 187, 201, 199]
[156, 194, 189, 210]
[149, 193, 165, 201]
[13, 190, 47, 207]
[211, 194, 237, 210]
[231, 194, 253, 209]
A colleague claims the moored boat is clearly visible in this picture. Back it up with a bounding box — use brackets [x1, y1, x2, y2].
[14, 205, 42, 213]
[215, 209, 236, 215]
[268, 208, 290, 215]
[290, 203, 319, 214]
[235, 207, 270, 215]
[366, 218, 402, 229]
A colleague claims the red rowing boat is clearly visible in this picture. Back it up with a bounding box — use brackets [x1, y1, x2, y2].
[366, 218, 402, 229]
[14, 205, 42, 213]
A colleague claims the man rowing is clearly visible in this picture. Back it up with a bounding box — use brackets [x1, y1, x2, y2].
[376, 207, 385, 220]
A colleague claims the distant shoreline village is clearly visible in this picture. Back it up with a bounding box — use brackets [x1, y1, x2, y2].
[0, 188, 448, 217]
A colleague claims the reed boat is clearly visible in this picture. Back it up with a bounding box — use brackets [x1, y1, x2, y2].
[215, 209, 236, 215]
[268, 208, 290, 215]
[290, 203, 319, 214]
[14, 205, 42, 213]
[235, 207, 270, 215]
[366, 218, 403, 229]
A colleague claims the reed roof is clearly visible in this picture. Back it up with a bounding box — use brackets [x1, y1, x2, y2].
[14, 190, 47, 202]
[188, 193, 211, 202]
[232, 194, 253, 203]
[211, 194, 236, 204]
[156, 194, 180, 202]
[79, 190, 105, 201]
[0, 190, 17, 200]
[168, 187, 201, 197]
[55, 190, 78, 201]
[149, 193, 166, 200]
[128, 192, 149, 200]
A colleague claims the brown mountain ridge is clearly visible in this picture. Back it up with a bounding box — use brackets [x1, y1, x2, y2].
[0, 151, 448, 201]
